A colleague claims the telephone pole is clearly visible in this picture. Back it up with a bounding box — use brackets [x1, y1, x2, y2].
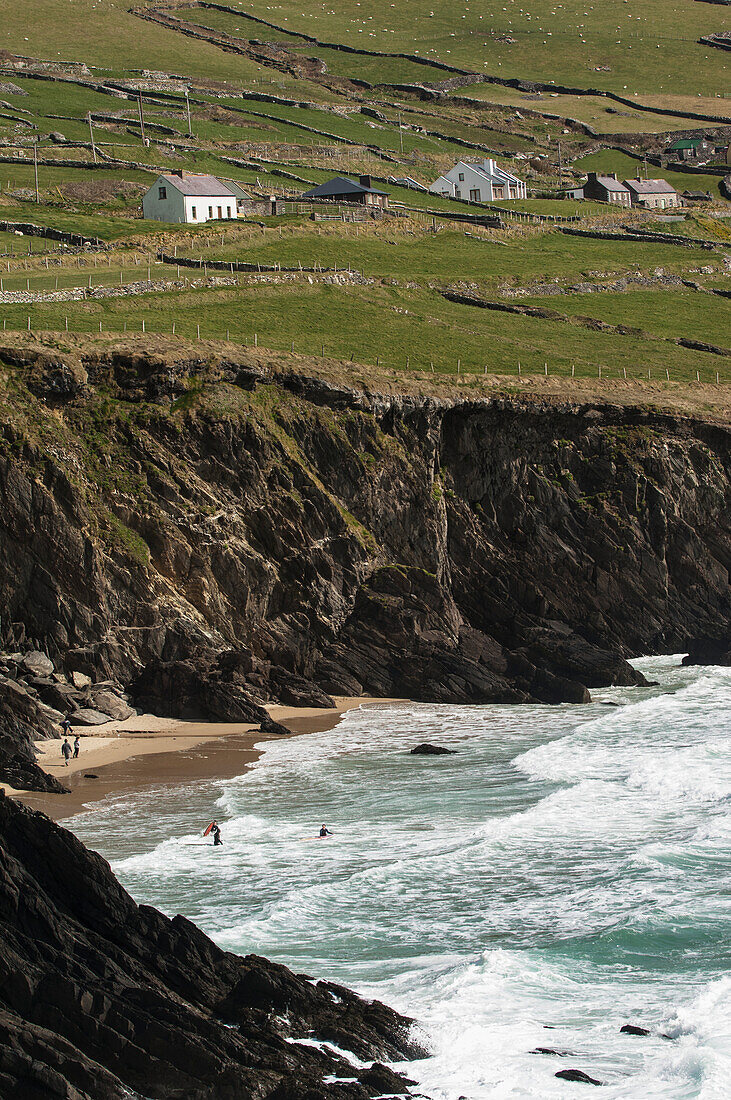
[137, 90, 146, 144]
[185, 87, 193, 137]
[87, 112, 97, 163]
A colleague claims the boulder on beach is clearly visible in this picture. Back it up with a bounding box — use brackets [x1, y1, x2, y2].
[71, 708, 114, 726]
[410, 743, 458, 755]
[91, 690, 135, 721]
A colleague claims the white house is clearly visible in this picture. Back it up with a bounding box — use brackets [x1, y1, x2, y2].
[429, 159, 527, 203]
[142, 171, 238, 224]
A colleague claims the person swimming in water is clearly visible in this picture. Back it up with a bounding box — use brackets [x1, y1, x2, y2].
[319, 825, 333, 838]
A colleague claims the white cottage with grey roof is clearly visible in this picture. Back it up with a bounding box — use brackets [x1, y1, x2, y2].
[142, 171, 238, 224]
[429, 159, 527, 202]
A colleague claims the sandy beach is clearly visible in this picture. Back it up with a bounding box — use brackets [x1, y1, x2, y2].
[9, 697, 394, 821]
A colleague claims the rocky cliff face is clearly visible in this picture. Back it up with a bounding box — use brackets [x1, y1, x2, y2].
[0, 792, 423, 1098]
[1, 346, 729, 781]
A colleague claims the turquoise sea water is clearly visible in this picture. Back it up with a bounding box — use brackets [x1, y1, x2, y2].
[68, 656, 731, 1098]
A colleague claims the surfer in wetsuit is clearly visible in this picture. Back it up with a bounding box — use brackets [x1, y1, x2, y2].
[319, 825, 333, 838]
[211, 823, 223, 846]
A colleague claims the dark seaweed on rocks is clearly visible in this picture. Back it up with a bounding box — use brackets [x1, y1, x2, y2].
[0, 793, 426, 1099]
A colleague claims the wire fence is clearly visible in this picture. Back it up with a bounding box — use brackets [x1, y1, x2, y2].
[1, 315, 728, 384]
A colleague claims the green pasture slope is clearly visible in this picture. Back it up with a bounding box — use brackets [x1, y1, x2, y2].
[171, 222, 723, 289]
[1, 281, 727, 383]
[209, 0, 727, 97]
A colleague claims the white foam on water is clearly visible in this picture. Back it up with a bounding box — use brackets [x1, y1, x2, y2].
[67, 656, 730, 1099]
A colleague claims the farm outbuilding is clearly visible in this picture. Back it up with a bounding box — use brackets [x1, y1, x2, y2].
[142, 172, 238, 224]
[300, 176, 390, 208]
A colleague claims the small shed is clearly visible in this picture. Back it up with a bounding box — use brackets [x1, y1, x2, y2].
[300, 176, 389, 208]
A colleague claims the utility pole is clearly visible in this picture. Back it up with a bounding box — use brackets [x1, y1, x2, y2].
[33, 141, 39, 203]
[137, 90, 146, 144]
[185, 87, 192, 137]
[87, 112, 97, 163]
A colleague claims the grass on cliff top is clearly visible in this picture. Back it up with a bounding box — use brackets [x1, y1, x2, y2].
[2, 281, 728, 384]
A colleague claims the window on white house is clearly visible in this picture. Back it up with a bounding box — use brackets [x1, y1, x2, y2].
[227, 207, 232, 218]
[469, 189, 481, 202]
[191, 206, 197, 219]
[455, 190, 462, 199]
[158, 186, 167, 200]
[458, 172, 465, 181]
[208, 206, 213, 218]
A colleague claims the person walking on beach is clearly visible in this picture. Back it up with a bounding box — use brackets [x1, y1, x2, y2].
[61, 738, 73, 766]
[60, 715, 72, 737]
[73, 735, 80, 759]
[319, 825, 333, 838]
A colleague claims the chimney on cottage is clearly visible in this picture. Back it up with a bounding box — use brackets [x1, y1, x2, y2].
[359, 175, 372, 189]
[587, 172, 597, 182]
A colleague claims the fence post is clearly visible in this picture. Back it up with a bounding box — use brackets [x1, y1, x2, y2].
[571, 364, 575, 377]
[197, 323, 200, 339]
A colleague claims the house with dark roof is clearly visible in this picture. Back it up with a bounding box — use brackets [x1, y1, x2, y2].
[142, 172, 238, 224]
[624, 178, 680, 209]
[582, 172, 631, 205]
[300, 176, 390, 208]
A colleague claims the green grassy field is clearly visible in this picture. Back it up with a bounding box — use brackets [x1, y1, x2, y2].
[171, 221, 722, 288]
[449, 86, 721, 135]
[220, 0, 727, 97]
[1, 280, 727, 383]
[520, 288, 731, 347]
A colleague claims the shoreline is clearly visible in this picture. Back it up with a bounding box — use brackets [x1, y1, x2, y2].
[11, 697, 398, 822]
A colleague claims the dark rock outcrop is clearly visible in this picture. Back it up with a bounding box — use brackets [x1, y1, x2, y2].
[0, 350, 729, 780]
[410, 743, 457, 755]
[620, 1024, 651, 1036]
[556, 1068, 604, 1085]
[681, 635, 731, 667]
[0, 678, 67, 793]
[0, 792, 425, 1098]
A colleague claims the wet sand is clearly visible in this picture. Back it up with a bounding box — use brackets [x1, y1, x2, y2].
[11, 697, 393, 821]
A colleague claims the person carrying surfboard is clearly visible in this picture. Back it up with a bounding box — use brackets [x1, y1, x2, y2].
[204, 821, 223, 846]
[319, 825, 333, 838]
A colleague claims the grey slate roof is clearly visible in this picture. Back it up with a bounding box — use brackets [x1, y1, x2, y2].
[624, 178, 677, 195]
[161, 173, 237, 197]
[221, 179, 254, 201]
[592, 175, 630, 192]
[300, 176, 389, 199]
